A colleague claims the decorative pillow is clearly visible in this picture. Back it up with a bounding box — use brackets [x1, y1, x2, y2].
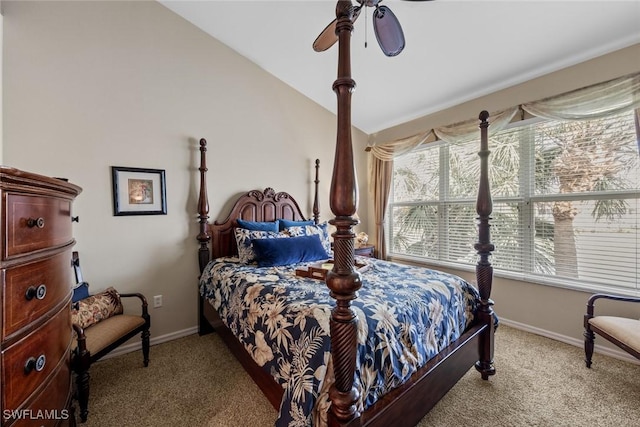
[252, 235, 329, 267]
[278, 219, 314, 231]
[234, 227, 289, 264]
[285, 222, 332, 255]
[71, 287, 123, 329]
[236, 218, 279, 232]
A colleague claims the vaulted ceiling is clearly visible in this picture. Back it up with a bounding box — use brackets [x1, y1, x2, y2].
[159, 1, 640, 134]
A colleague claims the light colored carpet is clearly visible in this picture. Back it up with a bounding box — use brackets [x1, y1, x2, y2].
[81, 325, 639, 427]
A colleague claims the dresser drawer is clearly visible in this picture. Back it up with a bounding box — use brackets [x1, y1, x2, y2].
[2, 251, 73, 341]
[3, 356, 71, 427]
[3, 194, 74, 260]
[1, 305, 71, 412]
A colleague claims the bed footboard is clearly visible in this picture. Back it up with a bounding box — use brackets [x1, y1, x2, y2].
[351, 323, 488, 427]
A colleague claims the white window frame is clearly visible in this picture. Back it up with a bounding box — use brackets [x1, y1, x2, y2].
[386, 114, 640, 297]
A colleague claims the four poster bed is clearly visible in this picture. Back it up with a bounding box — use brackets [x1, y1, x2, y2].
[195, 110, 496, 427]
[196, 3, 496, 426]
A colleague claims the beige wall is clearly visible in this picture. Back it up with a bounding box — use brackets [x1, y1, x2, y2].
[381, 44, 640, 357]
[2, 0, 368, 342]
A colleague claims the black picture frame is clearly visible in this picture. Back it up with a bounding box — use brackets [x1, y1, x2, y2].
[111, 166, 167, 216]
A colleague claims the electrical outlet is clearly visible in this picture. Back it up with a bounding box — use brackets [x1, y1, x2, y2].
[153, 295, 163, 308]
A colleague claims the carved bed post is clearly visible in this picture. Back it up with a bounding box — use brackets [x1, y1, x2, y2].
[313, 159, 320, 224]
[197, 138, 211, 273]
[474, 111, 496, 380]
[325, 1, 362, 426]
[197, 138, 213, 336]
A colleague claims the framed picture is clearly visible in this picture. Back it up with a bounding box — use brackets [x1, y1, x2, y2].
[111, 166, 167, 216]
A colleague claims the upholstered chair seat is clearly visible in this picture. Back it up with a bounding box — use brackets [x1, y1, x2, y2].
[72, 315, 147, 357]
[584, 294, 640, 368]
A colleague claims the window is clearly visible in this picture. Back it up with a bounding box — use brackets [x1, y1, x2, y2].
[388, 110, 640, 294]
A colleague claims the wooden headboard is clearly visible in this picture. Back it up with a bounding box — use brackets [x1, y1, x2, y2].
[208, 187, 309, 260]
[196, 138, 320, 272]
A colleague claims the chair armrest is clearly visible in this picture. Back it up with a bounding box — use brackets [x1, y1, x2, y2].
[72, 323, 91, 367]
[120, 292, 148, 305]
[119, 293, 150, 321]
[586, 293, 640, 318]
[72, 322, 86, 342]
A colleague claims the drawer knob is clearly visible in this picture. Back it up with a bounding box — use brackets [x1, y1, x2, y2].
[24, 354, 46, 374]
[25, 284, 47, 301]
[27, 217, 45, 228]
[72, 216, 80, 223]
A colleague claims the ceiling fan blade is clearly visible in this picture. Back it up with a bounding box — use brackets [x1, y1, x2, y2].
[312, 19, 337, 52]
[313, 6, 362, 52]
[373, 5, 405, 57]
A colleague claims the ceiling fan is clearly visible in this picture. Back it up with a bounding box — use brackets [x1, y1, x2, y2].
[313, 0, 434, 57]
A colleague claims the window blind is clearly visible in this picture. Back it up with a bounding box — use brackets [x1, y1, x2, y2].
[388, 109, 639, 293]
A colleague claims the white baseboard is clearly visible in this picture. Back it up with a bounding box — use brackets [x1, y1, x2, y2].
[499, 318, 639, 365]
[99, 326, 199, 360]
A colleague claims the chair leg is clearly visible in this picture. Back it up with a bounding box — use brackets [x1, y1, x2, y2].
[584, 326, 595, 368]
[141, 328, 150, 367]
[68, 403, 76, 427]
[75, 368, 91, 422]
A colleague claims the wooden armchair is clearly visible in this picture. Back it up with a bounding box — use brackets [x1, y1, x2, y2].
[70, 251, 151, 422]
[584, 293, 640, 368]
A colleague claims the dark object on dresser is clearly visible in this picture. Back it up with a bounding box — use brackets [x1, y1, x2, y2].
[70, 251, 150, 423]
[355, 244, 375, 258]
[0, 166, 82, 427]
[584, 293, 640, 367]
[330, 243, 375, 258]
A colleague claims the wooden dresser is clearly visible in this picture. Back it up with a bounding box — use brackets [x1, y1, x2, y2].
[1, 167, 81, 426]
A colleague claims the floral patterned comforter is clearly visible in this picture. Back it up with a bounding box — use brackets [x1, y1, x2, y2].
[199, 256, 482, 427]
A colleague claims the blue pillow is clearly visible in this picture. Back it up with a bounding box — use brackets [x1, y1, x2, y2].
[279, 219, 314, 231]
[285, 222, 332, 255]
[251, 235, 329, 267]
[72, 282, 90, 303]
[236, 218, 279, 232]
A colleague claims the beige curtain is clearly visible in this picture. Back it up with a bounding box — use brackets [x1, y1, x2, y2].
[368, 131, 432, 257]
[369, 156, 393, 259]
[434, 107, 519, 144]
[368, 130, 433, 161]
[521, 72, 640, 120]
[368, 107, 518, 160]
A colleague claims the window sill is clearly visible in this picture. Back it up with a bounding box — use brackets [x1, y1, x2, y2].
[387, 254, 640, 298]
